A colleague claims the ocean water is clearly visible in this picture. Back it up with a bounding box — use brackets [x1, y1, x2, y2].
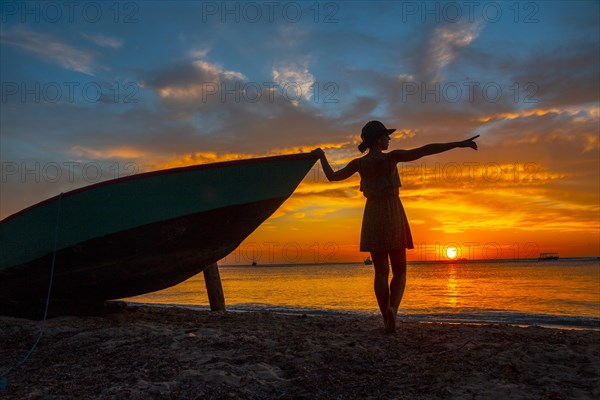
[124, 258, 600, 329]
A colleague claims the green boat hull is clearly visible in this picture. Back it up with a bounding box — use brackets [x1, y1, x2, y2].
[0, 153, 317, 318]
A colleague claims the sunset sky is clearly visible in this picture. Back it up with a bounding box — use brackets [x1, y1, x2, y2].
[1, 1, 599, 263]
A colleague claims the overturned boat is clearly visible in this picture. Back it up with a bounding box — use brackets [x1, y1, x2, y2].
[0, 153, 317, 318]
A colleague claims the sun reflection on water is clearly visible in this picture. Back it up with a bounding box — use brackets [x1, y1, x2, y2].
[446, 264, 459, 308]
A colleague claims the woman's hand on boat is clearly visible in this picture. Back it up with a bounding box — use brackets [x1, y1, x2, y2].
[460, 135, 479, 150]
[311, 148, 325, 158]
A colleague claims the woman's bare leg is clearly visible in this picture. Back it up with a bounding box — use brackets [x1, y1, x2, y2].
[371, 251, 396, 332]
[371, 251, 390, 321]
[389, 248, 407, 316]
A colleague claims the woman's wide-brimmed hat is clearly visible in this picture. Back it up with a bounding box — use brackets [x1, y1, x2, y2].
[360, 120, 396, 140]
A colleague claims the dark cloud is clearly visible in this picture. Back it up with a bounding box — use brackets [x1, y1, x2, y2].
[506, 43, 600, 108]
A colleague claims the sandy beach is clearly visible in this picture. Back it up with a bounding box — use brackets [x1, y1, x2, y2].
[1, 304, 598, 399]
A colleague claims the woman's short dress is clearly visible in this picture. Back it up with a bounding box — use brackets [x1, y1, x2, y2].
[358, 154, 414, 253]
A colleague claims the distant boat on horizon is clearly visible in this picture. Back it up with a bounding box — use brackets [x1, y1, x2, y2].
[539, 252, 559, 261]
[0, 153, 318, 318]
[364, 257, 372, 265]
[441, 257, 469, 263]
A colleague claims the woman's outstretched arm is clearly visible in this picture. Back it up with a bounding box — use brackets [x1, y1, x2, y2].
[390, 135, 479, 163]
[312, 148, 359, 182]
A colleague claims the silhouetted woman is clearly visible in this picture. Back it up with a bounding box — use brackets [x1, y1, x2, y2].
[313, 121, 478, 333]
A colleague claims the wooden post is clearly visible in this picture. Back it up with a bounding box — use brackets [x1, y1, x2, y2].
[203, 263, 226, 311]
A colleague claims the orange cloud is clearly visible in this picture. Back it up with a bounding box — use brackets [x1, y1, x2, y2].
[69, 146, 147, 159]
[478, 104, 598, 123]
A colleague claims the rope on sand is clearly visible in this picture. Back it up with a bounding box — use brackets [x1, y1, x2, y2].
[0, 192, 63, 391]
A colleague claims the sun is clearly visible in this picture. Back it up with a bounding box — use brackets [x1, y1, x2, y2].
[446, 247, 458, 259]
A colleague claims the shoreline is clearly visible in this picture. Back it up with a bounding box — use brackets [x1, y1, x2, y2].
[124, 301, 600, 331]
[1, 305, 599, 399]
